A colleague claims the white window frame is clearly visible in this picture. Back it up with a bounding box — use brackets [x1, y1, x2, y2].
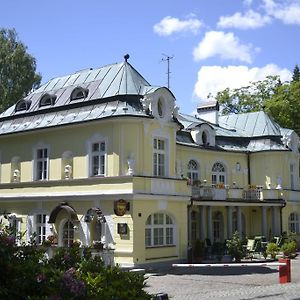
[145, 213, 175, 247]
[59, 219, 75, 247]
[8, 214, 22, 245]
[212, 162, 226, 185]
[187, 159, 199, 184]
[87, 135, 107, 177]
[33, 143, 50, 181]
[35, 213, 47, 245]
[153, 138, 168, 177]
[288, 212, 299, 234]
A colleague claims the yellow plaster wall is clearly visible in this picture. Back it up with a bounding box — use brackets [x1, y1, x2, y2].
[177, 145, 247, 187]
[131, 199, 188, 264]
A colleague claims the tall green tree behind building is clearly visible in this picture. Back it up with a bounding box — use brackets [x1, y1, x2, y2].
[0, 28, 41, 112]
[215, 65, 300, 135]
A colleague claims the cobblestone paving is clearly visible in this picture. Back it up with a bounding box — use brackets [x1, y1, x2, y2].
[145, 256, 300, 299]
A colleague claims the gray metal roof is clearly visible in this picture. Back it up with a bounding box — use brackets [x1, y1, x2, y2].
[0, 59, 170, 135]
[0, 100, 149, 135]
[0, 60, 162, 120]
[219, 111, 282, 138]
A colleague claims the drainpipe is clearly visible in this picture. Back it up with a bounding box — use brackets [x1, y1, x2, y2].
[247, 151, 251, 185]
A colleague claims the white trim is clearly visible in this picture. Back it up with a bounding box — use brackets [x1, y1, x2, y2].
[32, 142, 50, 181]
[86, 133, 108, 177]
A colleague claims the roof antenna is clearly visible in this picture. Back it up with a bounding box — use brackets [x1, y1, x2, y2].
[161, 54, 174, 89]
[124, 54, 130, 62]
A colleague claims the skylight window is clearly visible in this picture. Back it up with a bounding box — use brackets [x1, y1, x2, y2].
[15, 99, 31, 112]
[39, 94, 56, 107]
[70, 87, 88, 101]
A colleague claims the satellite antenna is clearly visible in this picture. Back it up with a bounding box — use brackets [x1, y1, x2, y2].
[161, 54, 174, 89]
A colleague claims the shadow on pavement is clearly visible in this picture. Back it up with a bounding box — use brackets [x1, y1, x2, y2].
[148, 266, 278, 276]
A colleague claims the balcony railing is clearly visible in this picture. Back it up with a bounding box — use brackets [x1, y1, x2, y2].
[192, 186, 227, 200]
[243, 189, 262, 201]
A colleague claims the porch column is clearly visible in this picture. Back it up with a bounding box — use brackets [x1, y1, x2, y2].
[199, 206, 206, 240]
[207, 206, 213, 241]
[236, 206, 242, 237]
[226, 206, 233, 239]
[261, 206, 267, 237]
[272, 206, 281, 236]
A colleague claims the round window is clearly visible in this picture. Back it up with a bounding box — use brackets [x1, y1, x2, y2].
[157, 99, 164, 117]
[202, 131, 208, 145]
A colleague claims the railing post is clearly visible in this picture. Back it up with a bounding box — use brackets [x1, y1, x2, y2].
[279, 258, 291, 284]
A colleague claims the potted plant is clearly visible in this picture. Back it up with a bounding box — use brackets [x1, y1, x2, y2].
[281, 240, 298, 258]
[193, 239, 205, 262]
[93, 240, 104, 252]
[226, 231, 245, 263]
[266, 242, 279, 259]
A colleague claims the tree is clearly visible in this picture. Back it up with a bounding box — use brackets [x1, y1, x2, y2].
[215, 76, 281, 115]
[264, 80, 300, 135]
[292, 64, 300, 82]
[0, 28, 41, 112]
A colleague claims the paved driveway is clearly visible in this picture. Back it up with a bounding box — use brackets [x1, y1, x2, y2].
[145, 255, 300, 299]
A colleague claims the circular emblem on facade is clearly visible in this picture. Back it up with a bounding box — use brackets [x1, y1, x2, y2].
[114, 199, 128, 216]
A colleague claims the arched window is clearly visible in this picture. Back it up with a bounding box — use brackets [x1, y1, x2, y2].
[213, 211, 224, 242]
[15, 99, 31, 112]
[288, 212, 299, 233]
[71, 87, 88, 101]
[212, 162, 226, 185]
[187, 160, 199, 184]
[39, 94, 56, 107]
[62, 220, 74, 247]
[145, 213, 175, 247]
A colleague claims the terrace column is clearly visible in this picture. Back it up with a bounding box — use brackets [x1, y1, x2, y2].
[226, 206, 233, 239]
[236, 206, 242, 237]
[207, 206, 213, 241]
[261, 206, 268, 237]
[272, 206, 281, 237]
[199, 206, 206, 240]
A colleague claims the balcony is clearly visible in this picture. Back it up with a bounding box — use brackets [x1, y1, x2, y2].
[192, 185, 227, 200]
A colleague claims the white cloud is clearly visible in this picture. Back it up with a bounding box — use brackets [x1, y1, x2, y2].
[193, 64, 292, 100]
[263, 0, 300, 25]
[244, 0, 253, 6]
[153, 16, 203, 36]
[193, 31, 256, 63]
[217, 10, 271, 29]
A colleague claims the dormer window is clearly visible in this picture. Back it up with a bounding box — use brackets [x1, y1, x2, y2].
[70, 87, 88, 101]
[39, 94, 56, 107]
[157, 98, 164, 117]
[202, 131, 208, 145]
[15, 99, 31, 112]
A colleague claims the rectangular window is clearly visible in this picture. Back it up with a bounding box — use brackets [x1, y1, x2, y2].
[36, 214, 47, 244]
[153, 138, 166, 177]
[91, 142, 106, 176]
[36, 148, 48, 180]
[145, 228, 151, 246]
[154, 228, 164, 245]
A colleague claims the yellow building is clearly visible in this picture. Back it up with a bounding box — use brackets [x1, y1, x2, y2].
[0, 56, 299, 267]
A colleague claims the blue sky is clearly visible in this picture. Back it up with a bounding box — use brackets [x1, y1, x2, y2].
[1, 0, 300, 114]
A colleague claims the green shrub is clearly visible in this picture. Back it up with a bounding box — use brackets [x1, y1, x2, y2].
[266, 242, 279, 259]
[226, 231, 245, 262]
[281, 240, 298, 258]
[0, 225, 151, 299]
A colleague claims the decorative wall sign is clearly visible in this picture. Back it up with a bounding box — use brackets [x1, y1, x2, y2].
[117, 223, 128, 235]
[114, 199, 128, 216]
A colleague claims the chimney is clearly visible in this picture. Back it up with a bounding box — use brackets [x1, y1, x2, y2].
[197, 100, 219, 124]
